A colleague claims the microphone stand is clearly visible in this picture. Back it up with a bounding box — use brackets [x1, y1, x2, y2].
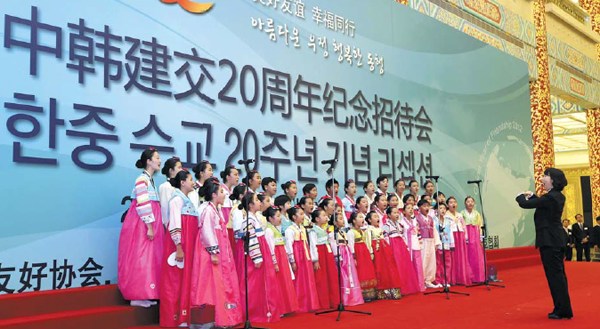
[236, 210, 267, 329]
[315, 161, 371, 321]
[466, 180, 505, 290]
[424, 175, 469, 299]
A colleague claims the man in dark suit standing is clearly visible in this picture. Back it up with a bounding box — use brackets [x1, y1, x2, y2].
[571, 214, 591, 262]
[516, 168, 573, 320]
[562, 219, 574, 261]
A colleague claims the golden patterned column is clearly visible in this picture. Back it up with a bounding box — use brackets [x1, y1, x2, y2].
[586, 110, 600, 220]
[395, 0, 408, 5]
[579, 0, 600, 220]
[530, 0, 554, 195]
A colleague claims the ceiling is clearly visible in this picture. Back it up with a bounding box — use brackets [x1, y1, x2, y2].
[552, 112, 588, 153]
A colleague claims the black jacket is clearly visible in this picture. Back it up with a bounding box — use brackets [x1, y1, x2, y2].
[591, 226, 600, 247]
[516, 189, 565, 248]
[571, 222, 591, 245]
[562, 227, 573, 247]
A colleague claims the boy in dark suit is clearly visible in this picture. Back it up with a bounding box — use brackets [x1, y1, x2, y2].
[571, 214, 591, 262]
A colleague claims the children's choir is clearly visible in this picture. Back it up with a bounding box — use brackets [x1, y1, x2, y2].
[117, 150, 488, 328]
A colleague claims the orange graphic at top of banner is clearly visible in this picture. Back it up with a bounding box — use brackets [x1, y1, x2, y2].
[161, 0, 213, 14]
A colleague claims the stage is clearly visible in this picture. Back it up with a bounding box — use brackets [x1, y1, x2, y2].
[1, 248, 598, 329]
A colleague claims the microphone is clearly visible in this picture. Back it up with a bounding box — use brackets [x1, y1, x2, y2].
[321, 158, 338, 165]
[238, 159, 255, 165]
[467, 179, 482, 184]
[425, 175, 440, 180]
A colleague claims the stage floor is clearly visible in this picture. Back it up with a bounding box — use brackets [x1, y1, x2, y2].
[247, 261, 599, 329]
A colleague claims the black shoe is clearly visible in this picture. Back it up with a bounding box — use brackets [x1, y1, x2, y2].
[548, 313, 572, 320]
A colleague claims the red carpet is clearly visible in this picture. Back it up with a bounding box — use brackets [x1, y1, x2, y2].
[1, 248, 597, 329]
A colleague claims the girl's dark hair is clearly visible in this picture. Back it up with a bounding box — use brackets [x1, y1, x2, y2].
[239, 192, 256, 211]
[264, 206, 280, 220]
[229, 183, 247, 201]
[344, 179, 355, 191]
[311, 209, 324, 223]
[298, 196, 312, 207]
[243, 170, 259, 186]
[325, 178, 339, 190]
[199, 177, 220, 201]
[373, 193, 385, 205]
[302, 183, 316, 195]
[169, 170, 190, 189]
[408, 179, 419, 188]
[318, 197, 333, 210]
[387, 194, 398, 203]
[257, 193, 266, 203]
[437, 202, 448, 209]
[403, 203, 413, 211]
[355, 196, 366, 207]
[286, 206, 302, 219]
[220, 165, 238, 181]
[446, 196, 457, 203]
[135, 148, 157, 169]
[274, 195, 291, 208]
[365, 211, 377, 224]
[386, 206, 396, 215]
[433, 191, 445, 200]
[394, 179, 405, 188]
[281, 180, 297, 192]
[464, 196, 475, 203]
[376, 175, 388, 185]
[422, 180, 434, 189]
[161, 156, 180, 178]
[402, 194, 414, 204]
[192, 160, 211, 180]
[348, 212, 359, 226]
[363, 180, 373, 190]
[261, 177, 276, 190]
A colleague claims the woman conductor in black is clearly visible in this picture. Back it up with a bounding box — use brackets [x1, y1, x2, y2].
[515, 168, 573, 319]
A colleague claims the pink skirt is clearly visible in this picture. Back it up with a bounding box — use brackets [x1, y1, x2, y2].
[291, 241, 320, 312]
[451, 231, 472, 285]
[372, 240, 402, 290]
[411, 249, 426, 292]
[466, 225, 485, 283]
[159, 214, 198, 327]
[118, 200, 164, 300]
[388, 236, 421, 295]
[190, 227, 242, 327]
[274, 245, 299, 314]
[234, 236, 282, 322]
[338, 245, 364, 306]
[436, 249, 452, 286]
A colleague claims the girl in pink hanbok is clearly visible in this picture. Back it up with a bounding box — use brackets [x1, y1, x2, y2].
[118, 148, 165, 308]
[382, 206, 420, 296]
[447, 196, 472, 286]
[365, 211, 402, 300]
[284, 206, 320, 312]
[264, 206, 299, 315]
[190, 178, 242, 328]
[159, 170, 198, 327]
[347, 212, 377, 301]
[329, 213, 364, 306]
[234, 193, 282, 322]
[461, 196, 485, 283]
[401, 204, 426, 292]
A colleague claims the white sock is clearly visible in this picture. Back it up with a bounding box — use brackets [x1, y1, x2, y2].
[130, 300, 152, 308]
